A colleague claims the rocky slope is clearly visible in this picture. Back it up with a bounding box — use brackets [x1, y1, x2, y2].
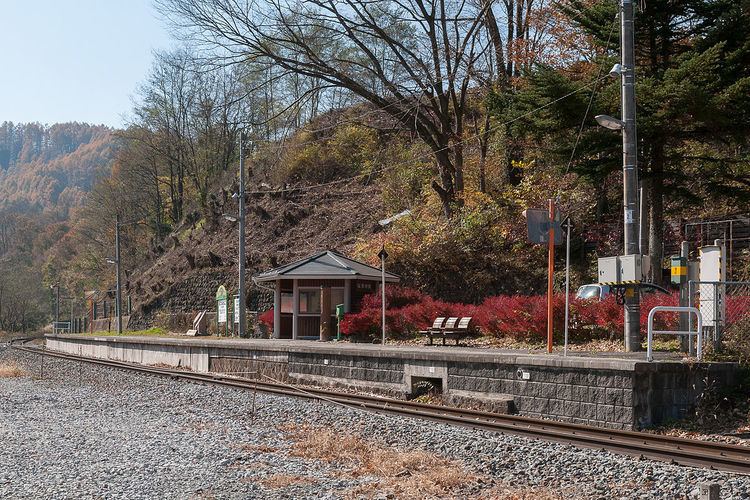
[127, 179, 385, 327]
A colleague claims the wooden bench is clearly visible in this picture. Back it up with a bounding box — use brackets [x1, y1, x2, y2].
[420, 316, 475, 346]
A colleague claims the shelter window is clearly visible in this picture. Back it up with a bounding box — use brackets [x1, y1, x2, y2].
[280, 292, 293, 314]
[298, 288, 345, 314]
[299, 289, 321, 314]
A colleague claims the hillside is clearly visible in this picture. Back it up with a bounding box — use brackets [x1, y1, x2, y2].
[0, 122, 114, 216]
[127, 180, 385, 327]
[0, 122, 116, 332]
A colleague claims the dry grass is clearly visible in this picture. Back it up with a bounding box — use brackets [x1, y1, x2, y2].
[259, 473, 318, 489]
[240, 443, 279, 454]
[280, 424, 479, 498]
[0, 361, 26, 378]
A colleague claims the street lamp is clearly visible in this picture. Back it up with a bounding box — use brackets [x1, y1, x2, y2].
[595, 0, 641, 351]
[104, 215, 124, 335]
[608, 63, 624, 78]
[377, 209, 411, 345]
[594, 114, 624, 130]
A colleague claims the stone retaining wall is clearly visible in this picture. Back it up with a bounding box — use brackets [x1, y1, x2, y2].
[46, 335, 739, 430]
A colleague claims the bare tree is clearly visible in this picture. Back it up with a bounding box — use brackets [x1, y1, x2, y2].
[157, 0, 497, 217]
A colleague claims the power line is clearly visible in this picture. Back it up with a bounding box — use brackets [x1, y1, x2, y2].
[246, 73, 612, 196]
[564, 13, 619, 175]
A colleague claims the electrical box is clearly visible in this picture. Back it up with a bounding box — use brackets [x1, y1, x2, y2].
[688, 261, 699, 282]
[670, 256, 687, 285]
[598, 255, 649, 284]
[619, 254, 648, 283]
[597, 256, 620, 284]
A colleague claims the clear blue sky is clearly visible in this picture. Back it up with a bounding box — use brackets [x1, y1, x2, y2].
[0, 0, 173, 128]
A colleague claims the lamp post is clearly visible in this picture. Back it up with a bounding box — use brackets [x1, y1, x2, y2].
[563, 217, 573, 356]
[377, 210, 411, 345]
[594, 0, 641, 351]
[378, 246, 388, 345]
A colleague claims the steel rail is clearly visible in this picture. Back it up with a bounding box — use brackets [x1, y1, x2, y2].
[11, 344, 750, 474]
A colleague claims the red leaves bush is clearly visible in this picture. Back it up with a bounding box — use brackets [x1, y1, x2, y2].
[258, 308, 274, 328]
[339, 285, 679, 342]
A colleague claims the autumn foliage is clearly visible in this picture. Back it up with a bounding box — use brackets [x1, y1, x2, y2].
[334, 286, 679, 342]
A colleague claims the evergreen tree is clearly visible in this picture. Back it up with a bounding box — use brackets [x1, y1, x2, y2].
[503, 0, 750, 282]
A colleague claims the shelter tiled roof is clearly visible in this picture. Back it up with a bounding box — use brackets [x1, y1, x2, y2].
[254, 250, 400, 282]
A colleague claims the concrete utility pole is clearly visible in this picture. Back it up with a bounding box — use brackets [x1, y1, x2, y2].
[621, 0, 641, 351]
[237, 132, 248, 338]
[115, 214, 123, 335]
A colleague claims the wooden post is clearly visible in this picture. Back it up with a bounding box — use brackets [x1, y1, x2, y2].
[292, 279, 299, 340]
[320, 285, 331, 341]
[547, 198, 555, 353]
[273, 281, 281, 339]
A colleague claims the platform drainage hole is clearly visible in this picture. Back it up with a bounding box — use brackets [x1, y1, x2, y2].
[410, 377, 443, 400]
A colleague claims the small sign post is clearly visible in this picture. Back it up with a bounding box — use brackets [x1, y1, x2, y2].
[523, 202, 563, 354]
[233, 295, 240, 337]
[216, 285, 228, 337]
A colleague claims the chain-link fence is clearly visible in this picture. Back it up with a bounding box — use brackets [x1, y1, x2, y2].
[688, 281, 750, 351]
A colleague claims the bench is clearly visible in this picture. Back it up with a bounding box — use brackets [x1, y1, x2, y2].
[418, 317, 446, 344]
[420, 316, 475, 346]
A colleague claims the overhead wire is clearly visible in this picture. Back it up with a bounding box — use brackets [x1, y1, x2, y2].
[563, 12, 620, 176]
[244, 73, 614, 196]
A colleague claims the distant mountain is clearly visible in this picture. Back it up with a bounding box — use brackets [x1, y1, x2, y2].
[0, 122, 116, 217]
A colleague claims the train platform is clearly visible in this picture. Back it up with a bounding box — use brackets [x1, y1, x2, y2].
[46, 334, 738, 431]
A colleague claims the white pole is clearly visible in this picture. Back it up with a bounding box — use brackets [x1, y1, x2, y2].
[564, 219, 571, 356]
[381, 254, 386, 345]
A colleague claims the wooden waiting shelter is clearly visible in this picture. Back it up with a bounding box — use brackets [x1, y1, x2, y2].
[254, 250, 400, 340]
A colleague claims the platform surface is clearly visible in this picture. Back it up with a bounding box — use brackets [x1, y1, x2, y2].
[47, 334, 726, 372]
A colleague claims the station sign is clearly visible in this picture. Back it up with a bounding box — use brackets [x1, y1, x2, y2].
[216, 285, 228, 324]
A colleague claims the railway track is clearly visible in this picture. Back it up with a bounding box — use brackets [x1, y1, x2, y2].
[10, 342, 750, 475]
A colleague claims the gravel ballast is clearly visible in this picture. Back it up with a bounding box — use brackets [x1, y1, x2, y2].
[1, 346, 749, 499]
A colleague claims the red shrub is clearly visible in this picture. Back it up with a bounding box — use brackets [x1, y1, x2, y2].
[298, 284, 686, 343]
[640, 292, 679, 331]
[727, 296, 750, 324]
[259, 308, 274, 328]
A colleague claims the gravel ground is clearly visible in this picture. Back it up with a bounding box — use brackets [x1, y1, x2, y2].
[1, 345, 750, 499]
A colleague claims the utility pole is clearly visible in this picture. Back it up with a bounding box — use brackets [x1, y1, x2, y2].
[54, 284, 60, 332]
[621, 0, 641, 351]
[237, 132, 248, 338]
[115, 214, 123, 335]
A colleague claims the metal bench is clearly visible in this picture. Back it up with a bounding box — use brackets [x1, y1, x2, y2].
[419, 317, 446, 344]
[421, 316, 474, 345]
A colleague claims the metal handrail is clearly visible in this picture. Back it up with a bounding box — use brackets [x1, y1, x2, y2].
[52, 321, 72, 335]
[647, 306, 702, 362]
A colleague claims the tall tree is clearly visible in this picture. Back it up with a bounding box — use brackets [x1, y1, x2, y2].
[513, 0, 750, 282]
[157, 0, 501, 216]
